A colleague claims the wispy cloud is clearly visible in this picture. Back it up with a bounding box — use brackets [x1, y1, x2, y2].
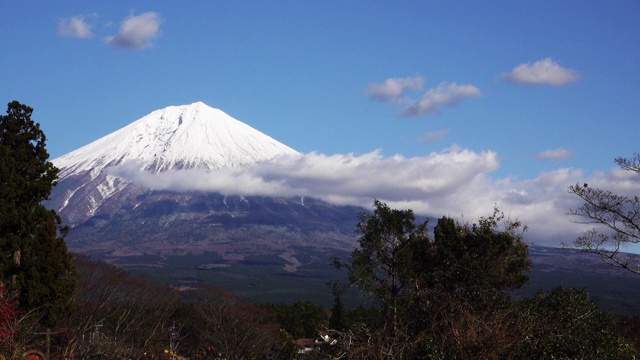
[106, 12, 162, 49]
[104, 146, 633, 246]
[534, 148, 574, 160]
[506, 58, 581, 86]
[401, 82, 481, 117]
[418, 129, 449, 143]
[367, 77, 481, 117]
[366, 76, 425, 103]
[58, 15, 94, 39]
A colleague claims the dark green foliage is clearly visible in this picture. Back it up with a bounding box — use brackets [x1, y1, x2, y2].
[428, 212, 530, 303]
[348, 199, 429, 304]
[0, 101, 75, 327]
[514, 286, 635, 359]
[16, 215, 75, 328]
[267, 300, 328, 339]
[329, 292, 346, 331]
[345, 304, 382, 329]
[343, 201, 530, 315]
[618, 315, 640, 354]
[334, 201, 533, 358]
[341, 199, 429, 339]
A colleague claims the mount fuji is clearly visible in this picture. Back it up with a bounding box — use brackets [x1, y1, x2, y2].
[46, 103, 361, 266]
[50, 102, 300, 222]
[54, 101, 299, 177]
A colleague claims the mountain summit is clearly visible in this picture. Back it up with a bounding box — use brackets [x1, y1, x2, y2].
[48, 102, 301, 223]
[55, 102, 299, 179]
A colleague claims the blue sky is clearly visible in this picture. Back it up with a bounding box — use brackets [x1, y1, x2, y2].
[2, 1, 639, 245]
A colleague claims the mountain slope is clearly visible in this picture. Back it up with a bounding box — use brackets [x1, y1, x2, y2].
[46, 102, 361, 262]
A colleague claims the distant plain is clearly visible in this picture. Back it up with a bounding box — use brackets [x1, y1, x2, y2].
[89, 244, 640, 316]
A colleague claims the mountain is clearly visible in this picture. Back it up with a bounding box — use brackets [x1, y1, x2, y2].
[49, 102, 300, 224]
[54, 101, 299, 177]
[46, 102, 361, 266]
[50, 102, 300, 222]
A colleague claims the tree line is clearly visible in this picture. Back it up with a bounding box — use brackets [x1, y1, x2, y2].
[2, 101, 640, 359]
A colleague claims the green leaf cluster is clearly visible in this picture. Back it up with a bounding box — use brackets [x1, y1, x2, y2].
[514, 286, 636, 359]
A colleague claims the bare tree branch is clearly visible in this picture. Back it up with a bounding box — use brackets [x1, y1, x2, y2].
[567, 153, 640, 274]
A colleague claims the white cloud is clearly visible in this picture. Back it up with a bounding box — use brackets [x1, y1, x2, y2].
[534, 148, 574, 160]
[106, 12, 162, 49]
[401, 82, 481, 117]
[366, 76, 425, 103]
[418, 129, 449, 143]
[110, 147, 500, 209]
[103, 145, 633, 247]
[58, 15, 94, 38]
[506, 58, 581, 86]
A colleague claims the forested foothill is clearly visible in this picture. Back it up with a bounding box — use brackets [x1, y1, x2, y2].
[2, 101, 640, 359]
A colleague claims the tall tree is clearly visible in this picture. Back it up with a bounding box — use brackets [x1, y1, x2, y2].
[0, 101, 75, 327]
[329, 289, 346, 332]
[568, 153, 640, 274]
[345, 199, 429, 340]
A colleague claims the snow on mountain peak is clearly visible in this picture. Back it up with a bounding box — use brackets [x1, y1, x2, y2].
[53, 102, 300, 179]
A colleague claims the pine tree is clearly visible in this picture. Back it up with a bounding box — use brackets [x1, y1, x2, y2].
[0, 101, 75, 327]
[329, 291, 346, 331]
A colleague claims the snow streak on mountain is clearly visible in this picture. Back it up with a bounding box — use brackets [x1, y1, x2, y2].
[55, 102, 299, 178]
[49, 102, 300, 223]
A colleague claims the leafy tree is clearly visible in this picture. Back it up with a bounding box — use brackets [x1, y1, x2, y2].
[268, 300, 328, 339]
[343, 201, 530, 315]
[514, 286, 635, 359]
[336, 201, 531, 358]
[0, 101, 75, 327]
[427, 210, 530, 304]
[568, 153, 640, 274]
[341, 199, 429, 339]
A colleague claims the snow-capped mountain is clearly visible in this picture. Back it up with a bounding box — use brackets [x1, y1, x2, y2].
[48, 102, 300, 223]
[55, 101, 299, 178]
[46, 102, 360, 261]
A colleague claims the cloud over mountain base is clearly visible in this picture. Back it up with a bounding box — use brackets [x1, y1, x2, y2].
[108, 146, 640, 247]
